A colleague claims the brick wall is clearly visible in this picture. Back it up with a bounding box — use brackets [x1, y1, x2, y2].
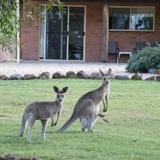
[21, 1, 40, 61]
[109, 3, 160, 52]
[20, 1, 160, 62]
[65, 2, 104, 62]
[85, 3, 104, 62]
[20, 1, 105, 62]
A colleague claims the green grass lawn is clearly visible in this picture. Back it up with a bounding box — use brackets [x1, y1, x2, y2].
[0, 79, 160, 160]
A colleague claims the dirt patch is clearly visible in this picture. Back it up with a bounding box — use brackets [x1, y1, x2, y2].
[0, 155, 39, 160]
[0, 115, 7, 117]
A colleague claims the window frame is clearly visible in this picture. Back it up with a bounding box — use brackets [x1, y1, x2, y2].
[109, 6, 155, 32]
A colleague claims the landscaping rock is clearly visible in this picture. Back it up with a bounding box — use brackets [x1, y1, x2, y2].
[0, 75, 8, 80]
[131, 73, 142, 80]
[115, 74, 131, 80]
[156, 69, 160, 75]
[38, 72, 50, 79]
[66, 71, 76, 78]
[0, 155, 16, 160]
[22, 74, 37, 80]
[156, 75, 160, 81]
[144, 75, 155, 80]
[52, 72, 64, 79]
[9, 74, 22, 80]
[76, 71, 89, 79]
[90, 72, 101, 79]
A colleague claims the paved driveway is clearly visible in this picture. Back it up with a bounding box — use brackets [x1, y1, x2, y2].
[0, 62, 127, 76]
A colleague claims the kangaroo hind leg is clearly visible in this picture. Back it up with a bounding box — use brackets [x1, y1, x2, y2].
[41, 119, 48, 141]
[27, 114, 35, 142]
[80, 117, 88, 132]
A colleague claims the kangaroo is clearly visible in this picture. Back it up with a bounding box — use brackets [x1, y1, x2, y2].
[19, 86, 68, 141]
[58, 68, 112, 133]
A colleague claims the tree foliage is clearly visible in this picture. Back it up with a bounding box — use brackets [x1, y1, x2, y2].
[0, 0, 62, 47]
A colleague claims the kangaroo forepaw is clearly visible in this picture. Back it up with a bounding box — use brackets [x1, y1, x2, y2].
[54, 122, 57, 126]
[103, 108, 107, 112]
[51, 123, 54, 127]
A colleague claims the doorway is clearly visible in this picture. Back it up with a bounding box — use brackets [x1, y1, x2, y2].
[40, 6, 86, 61]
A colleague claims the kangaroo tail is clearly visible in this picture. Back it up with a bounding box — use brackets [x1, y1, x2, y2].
[19, 113, 28, 137]
[58, 114, 78, 133]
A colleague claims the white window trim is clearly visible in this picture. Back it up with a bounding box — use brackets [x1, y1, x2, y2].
[109, 6, 155, 32]
[39, 4, 47, 60]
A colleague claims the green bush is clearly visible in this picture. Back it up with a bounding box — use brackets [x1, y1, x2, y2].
[126, 46, 160, 73]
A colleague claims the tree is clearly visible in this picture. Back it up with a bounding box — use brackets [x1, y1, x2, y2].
[0, 0, 62, 47]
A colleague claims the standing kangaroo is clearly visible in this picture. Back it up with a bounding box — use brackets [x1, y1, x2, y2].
[58, 68, 112, 133]
[19, 86, 68, 141]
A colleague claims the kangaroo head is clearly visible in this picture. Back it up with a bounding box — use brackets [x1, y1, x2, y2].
[53, 86, 68, 103]
[99, 68, 112, 85]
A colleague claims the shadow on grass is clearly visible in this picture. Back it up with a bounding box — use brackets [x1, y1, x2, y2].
[46, 130, 82, 134]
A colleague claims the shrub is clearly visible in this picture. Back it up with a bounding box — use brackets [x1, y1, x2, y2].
[126, 46, 160, 73]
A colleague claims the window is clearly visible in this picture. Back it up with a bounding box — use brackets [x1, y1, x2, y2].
[109, 7, 155, 31]
[109, 8, 130, 30]
[130, 8, 154, 31]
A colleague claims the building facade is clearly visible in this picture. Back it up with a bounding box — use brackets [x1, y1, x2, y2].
[20, 0, 160, 62]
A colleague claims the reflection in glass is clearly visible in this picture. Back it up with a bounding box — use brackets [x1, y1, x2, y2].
[109, 8, 130, 30]
[109, 7, 154, 31]
[45, 7, 84, 60]
[131, 8, 154, 31]
[69, 7, 84, 60]
[46, 7, 68, 59]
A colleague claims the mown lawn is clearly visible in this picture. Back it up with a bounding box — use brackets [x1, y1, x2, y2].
[0, 79, 160, 160]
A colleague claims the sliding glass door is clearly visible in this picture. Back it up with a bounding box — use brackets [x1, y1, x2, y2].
[40, 6, 85, 61]
[68, 7, 84, 60]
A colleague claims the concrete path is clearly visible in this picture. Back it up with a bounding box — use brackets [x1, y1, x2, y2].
[0, 61, 127, 76]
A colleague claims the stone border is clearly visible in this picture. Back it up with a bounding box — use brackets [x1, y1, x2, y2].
[0, 71, 159, 81]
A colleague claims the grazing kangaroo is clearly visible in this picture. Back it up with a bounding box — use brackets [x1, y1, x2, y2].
[19, 86, 68, 141]
[58, 68, 112, 133]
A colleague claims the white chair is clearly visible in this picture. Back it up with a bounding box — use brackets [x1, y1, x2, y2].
[117, 52, 132, 63]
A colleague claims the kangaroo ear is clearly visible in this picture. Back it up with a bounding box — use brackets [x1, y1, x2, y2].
[53, 86, 59, 93]
[107, 68, 112, 76]
[62, 87, 68, 93]
[99, 69, 105, 76]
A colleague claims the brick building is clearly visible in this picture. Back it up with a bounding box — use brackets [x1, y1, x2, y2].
[20, 0, 160, 62]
